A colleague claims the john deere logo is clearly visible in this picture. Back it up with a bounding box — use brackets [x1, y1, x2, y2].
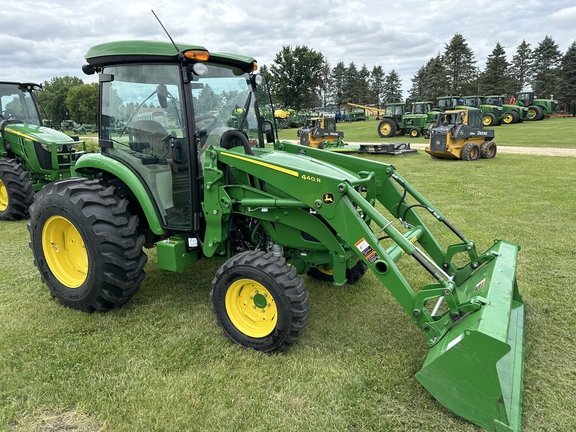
[322, 193, 335, 205]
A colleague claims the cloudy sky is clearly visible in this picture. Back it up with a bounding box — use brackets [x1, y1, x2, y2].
[1, 0, 575, 95]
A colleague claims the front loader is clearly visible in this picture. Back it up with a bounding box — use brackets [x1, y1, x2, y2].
[27, 40, 524, 432]
[0, 81, 86, 220]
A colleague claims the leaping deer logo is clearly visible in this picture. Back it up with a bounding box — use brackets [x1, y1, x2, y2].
[322, 193, 335, 205]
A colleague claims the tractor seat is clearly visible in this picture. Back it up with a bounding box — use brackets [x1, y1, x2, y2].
[129, 120, 168, 156]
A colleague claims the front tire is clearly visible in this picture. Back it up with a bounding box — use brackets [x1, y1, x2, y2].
[482, 113, 497, 126]
[503, 111, 519, 124]
[28, 178, 147, 312]
[211, 250, 309, 353]
[0, 158, 34, 221]
[409, 128, 421, 138]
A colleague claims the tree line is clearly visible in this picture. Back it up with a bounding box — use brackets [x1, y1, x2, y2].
[36, 33, 576, 128]
[260, 34, 576, 114]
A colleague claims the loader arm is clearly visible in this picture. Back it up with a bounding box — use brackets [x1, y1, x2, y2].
[202, 141, 524, 432]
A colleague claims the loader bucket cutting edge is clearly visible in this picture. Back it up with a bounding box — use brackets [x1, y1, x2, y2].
[415, 240, 524, 432]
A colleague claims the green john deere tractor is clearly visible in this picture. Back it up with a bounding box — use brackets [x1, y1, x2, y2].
[0, 81, 86, 220]
[483, 95, 528, 124]
[437, 96, 504, 126]
[28, 40, 525, 432]
[377, 102, 429, 138]
[515, 92, 558, 120]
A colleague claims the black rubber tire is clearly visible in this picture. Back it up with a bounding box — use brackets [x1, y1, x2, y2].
[526, 105, 544, 121]
[482, 113, 497, 126]
[307, 260, 368, 284]
[480, 141, 497, 159]
[377, 119, 397, 138]
[409, 128, 421, 138]
[461, 143, 480, 161]
[27, 178, 147, 312]
[0, 158, 34, 221]
[532, 105, 544, 120]
[503, 111, 519, 124]
[211, 250, 309, 353]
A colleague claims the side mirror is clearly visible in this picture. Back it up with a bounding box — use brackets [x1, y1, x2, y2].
[156, 84, 168, 109]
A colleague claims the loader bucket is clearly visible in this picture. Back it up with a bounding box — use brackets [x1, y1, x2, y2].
[415, 240, 524, 432]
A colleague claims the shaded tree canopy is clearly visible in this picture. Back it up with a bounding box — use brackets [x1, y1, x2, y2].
[65, 83, 98, 125]
[443, 34, 476, 95]
[479, 42, 512, 95]
[268, 45, 325, 110]
[37, 76, 84, 126]
[532, 35, 562, 98]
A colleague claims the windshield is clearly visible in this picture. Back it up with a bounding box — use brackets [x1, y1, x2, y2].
[0, 83, 41, 125]
[189, 64, 273, 149]
[484, 97, 502, 106]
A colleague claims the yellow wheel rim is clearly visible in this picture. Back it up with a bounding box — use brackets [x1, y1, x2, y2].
[0, 179, 8, 212]
[503, 114, 513, 124]
[482, 116, 491, 126]
[316, 265, 333, 276]
[42, 215, 88, 288]
[225, 279, 277, 338]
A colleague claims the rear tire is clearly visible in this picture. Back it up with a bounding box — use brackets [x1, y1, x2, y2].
[211, 250, 309, 353]
[377, 119, 397, 138]
[480, 141, 497, 159]
[462, 143, 480, 161]
[0, 158, 34, 221]
[27, 178, 147, 312]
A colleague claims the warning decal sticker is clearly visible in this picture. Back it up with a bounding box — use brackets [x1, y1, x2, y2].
[355, 238, 380, 264]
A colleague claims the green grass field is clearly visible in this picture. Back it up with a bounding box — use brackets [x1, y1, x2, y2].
[1, 130, 576, 430]
[278, 116, 576, 148]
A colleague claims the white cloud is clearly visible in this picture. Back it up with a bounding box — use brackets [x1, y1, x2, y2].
[1, 0, 575, 95]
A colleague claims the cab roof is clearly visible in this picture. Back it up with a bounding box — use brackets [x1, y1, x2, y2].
[84, 40, 257, 72]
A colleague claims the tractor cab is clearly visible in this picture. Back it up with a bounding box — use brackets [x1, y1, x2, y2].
[0, 82, 43, 126]
[383, 103, 405, 122]
[81, 42, 276, 231]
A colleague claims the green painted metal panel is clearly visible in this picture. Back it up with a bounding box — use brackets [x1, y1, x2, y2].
[74, 152, 164, 234]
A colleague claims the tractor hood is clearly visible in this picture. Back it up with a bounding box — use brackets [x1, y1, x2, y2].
[3, 123, 77, 145]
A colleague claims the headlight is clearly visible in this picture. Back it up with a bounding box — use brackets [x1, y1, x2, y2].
[39, 144, 67, 153]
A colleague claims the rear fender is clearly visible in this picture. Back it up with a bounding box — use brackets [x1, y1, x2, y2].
[75, 152, 163, 234]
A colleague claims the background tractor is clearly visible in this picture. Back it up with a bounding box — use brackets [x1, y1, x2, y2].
[436, 95, 504, 126]
[27, 40, 524, 432]
[514, 91, 558, 120]
[377, 102, 430, 138]
[483, 95, 528, 124]
[298, 114, 416, 155]
[426, 109, 497, 161]
[0, 81, 86, 220]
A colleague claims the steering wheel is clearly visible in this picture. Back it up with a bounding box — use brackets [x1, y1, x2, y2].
[1, 109, 17, 120]
[195, 115, 218, 134]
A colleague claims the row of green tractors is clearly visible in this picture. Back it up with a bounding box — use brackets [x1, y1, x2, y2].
[370, 92, 558, 140]
[2, 40, 526, 432]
